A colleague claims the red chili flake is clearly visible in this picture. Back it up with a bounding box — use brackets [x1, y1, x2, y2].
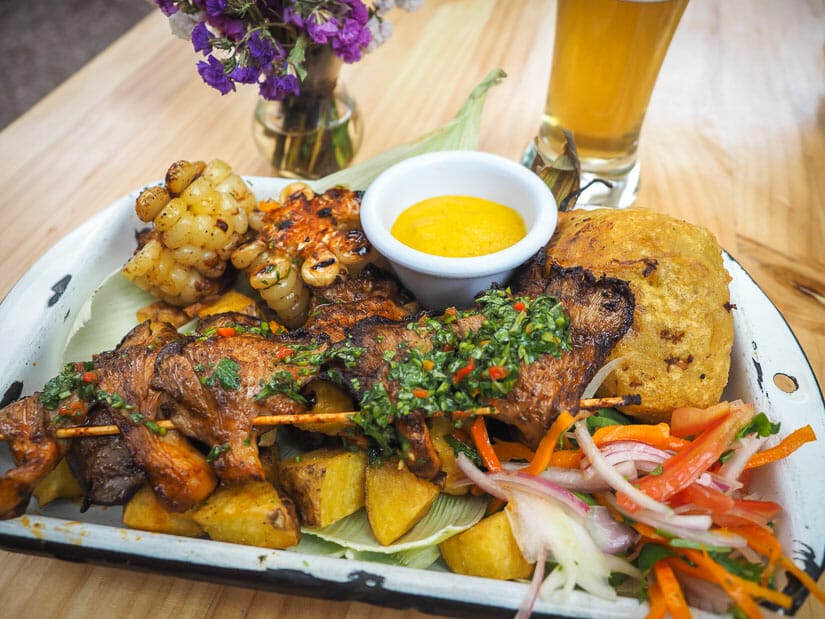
[412, 387, 429, 398]
[216, 327, 236, 338]
[81, 371, 97, 384]
[274, 347, 294, 360]
[488, 366, 508, 381]
[453, 358, 476, 383]
[513, 301, 526, 312]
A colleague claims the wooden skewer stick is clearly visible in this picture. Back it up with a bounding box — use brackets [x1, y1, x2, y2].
[0, 396, 638, 441]
[579, 394, 641, 410]
[48, 408, 496, 440]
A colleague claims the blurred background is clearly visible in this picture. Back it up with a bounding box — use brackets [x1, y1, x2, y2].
[0, 0, 152, 129]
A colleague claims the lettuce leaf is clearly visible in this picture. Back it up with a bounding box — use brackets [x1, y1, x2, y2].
[303, 493, 487, 554]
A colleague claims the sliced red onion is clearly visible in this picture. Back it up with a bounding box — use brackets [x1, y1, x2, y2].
[603, 553, 642, 580]
[598, 492, 746, 548]
[515, 544, 547, 619]
[678, 572, 731, 614]
[582, 357, 625, 399]
[634, 460, 669, 474]
[694, 471, 742, 493]
[487, 472, 590, 518]
[574, 422, 673, 515]
[507, 491, 615, 601]
[717, 434, 769, 484]
[455, 453, 508, 500]
[539, 563, 574, 602]
[535, 462, 636, 492]
[596, 440, 672, 466]
[584, 505, 636, 554]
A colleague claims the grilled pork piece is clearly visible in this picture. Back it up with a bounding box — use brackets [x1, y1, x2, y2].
[90, 321, 217, 511]
[0, 395, 67, 518]
[152, 328, 327, 482]
[304, 266, 418, 342]
[66, 406, 146, 509]
[498, 262, 635, 446]
[331, 263, 635, 469]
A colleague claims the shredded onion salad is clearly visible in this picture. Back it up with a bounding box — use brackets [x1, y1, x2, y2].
[456, 398, 825, 618]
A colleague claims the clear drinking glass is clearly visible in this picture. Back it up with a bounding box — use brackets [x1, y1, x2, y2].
[537, 0, 688, 207]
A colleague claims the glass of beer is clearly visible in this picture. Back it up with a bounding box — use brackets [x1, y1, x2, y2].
[537, 0, 688, 207]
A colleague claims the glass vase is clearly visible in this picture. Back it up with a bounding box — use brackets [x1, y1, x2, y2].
[252, 47, 362, 180]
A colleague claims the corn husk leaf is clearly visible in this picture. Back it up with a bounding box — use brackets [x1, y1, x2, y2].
[313, 68, 506, 192]
[529, 130, 582, 211]
[63, 270, 155, 363]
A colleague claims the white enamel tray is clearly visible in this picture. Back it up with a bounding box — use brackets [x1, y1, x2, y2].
[0, 178, 823, 618]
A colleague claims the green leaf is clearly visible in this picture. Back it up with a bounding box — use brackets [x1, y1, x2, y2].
[637, 543, 676, 577]
[63, 270, 156, 364]
[303, 493, 487, 554]
[288, 35, 309, 82]
[209, 357, 241, 390]
[314, 68, 506, 192]
[585, 407, 633, 433]
[737, 412, 780, 438]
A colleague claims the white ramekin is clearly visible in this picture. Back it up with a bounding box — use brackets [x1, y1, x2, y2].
[360, 150, 558, 310]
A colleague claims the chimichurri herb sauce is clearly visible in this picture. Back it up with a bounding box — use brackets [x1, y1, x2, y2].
[352, 289, 571, 455]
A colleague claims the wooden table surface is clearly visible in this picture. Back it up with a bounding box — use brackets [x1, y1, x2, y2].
[0, 0, 823, 617]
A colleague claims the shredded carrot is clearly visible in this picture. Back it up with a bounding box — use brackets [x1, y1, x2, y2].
[669, 555, 792, 609]
[469, 416, 501, 473]
[653, 561, 691, 619]
[524, 411, 576, 475]
[733, 525, 825, 604]
[549, 449, 582, 469]
[592, 422, 688, 451]
[681, 549, 764, 618]
[632, 522, 667, 542]
[744, 424, 817, 469]
[491, 440, 535, 462]
[646, 581, 667, 619]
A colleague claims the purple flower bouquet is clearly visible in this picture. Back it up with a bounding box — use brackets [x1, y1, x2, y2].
[154, 0, 422, 177]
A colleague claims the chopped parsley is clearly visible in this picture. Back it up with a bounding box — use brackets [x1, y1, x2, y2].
[40, 361, 96, 410]
[206, 443, 230, 463]
[444, 434, 482, 466]
[354, 289, 571, 456]
[737, 412, 780, 438]
[206, 357, 241, 390]
[256, 370, 308, 404]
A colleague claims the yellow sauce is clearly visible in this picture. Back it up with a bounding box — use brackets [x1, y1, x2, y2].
[390, 195, 526, 258]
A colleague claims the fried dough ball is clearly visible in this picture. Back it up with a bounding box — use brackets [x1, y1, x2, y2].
[231, 183, 375, 327]
[545, 207, 734, 422]
[123, 159, 256, 306]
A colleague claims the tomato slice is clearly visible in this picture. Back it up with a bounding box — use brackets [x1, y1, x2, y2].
[617, 402, 754, 511]
[671, 483, 735, 514]
[671, 483, 782, 528]
[670, 401, 731, 438]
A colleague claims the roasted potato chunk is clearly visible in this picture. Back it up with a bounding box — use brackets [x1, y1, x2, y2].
[365, 459, 439, 545]
[32, 458, 83, 507]
[296, 380, 355, 436]
[439, 510, 533, 580]
[546, 207, 734, 422]
[192, 481, 300, 548]
[279, 448, 367, 528]
[123, 484, 204, 537]
[429, 417, 469, 496]
[194, 289, 263, 318]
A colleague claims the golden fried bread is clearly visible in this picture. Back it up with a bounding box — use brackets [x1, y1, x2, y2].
[545, 207, 733, 422]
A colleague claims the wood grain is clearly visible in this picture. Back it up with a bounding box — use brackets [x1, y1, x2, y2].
[0, 0, 823, 617]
